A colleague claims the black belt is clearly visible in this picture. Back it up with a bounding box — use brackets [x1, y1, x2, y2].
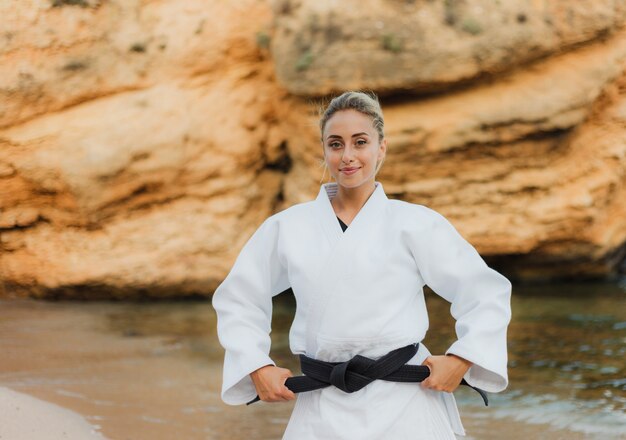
[247, 343, 488, 406]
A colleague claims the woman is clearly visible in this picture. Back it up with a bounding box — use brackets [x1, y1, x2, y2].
[212, 91, 512, 439]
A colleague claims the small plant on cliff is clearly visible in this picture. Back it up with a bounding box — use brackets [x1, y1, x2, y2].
[381, 33, 403, 53]
[461, 18, 483, 35]
[295, 49, 314, 71]
[256, 31, 271, 50]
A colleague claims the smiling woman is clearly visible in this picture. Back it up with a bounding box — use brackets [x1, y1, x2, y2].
[319, 92, 386, 183]
[323, 110, 386, 186]
[212, 90, 512, 440]
[318, 92, 387, 225]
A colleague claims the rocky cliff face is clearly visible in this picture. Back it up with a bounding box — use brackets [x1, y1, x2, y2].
[270, 0, 626, 95]
[1, 0, 625, 298]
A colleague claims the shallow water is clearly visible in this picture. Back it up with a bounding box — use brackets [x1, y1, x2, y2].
[427, 280, 626, 439]
[0, 280, 624, 439]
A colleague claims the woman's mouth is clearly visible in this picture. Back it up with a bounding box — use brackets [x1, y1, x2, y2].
[340, 167, 360, 175]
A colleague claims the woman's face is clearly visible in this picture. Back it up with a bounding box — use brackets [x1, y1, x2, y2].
[322, 109, 387, 190]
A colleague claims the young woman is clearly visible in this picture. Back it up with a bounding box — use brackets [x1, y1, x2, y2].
[212, 91, 512, 439]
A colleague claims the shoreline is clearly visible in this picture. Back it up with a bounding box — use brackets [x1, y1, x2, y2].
[0, 386, 107, 440]
[0, 297, 623, 439]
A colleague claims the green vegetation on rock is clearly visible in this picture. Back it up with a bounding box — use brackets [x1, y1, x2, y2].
[256, 31, 271, 50]
[461, 18, 483, 35]
[295, 49, 314, 71]
[381, 33, 403, 53]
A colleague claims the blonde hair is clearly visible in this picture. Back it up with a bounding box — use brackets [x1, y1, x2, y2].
[318, 91, 386, 183]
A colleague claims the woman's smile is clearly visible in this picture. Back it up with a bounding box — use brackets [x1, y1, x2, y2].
[340, 167, 361, 175]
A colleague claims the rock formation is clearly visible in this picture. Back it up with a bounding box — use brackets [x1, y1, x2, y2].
[1, 0, 625, 298]
[270, 0, 626, 95]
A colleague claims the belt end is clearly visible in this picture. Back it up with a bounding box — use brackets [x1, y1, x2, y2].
[246, 395, 260, 405]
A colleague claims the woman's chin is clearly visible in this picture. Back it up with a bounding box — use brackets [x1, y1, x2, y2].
[334, 174, 374, 189]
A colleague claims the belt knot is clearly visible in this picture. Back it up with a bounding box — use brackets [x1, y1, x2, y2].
[300, 344, 420, 395]
[329, 360, 353, 392]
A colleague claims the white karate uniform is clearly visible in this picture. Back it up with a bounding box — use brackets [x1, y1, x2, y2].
[212, 181, 512, 439]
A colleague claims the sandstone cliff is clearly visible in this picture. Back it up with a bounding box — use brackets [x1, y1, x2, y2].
[1, 0, 625, 298]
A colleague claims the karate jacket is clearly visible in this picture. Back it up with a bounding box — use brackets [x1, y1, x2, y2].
[212, 181, 512, 437]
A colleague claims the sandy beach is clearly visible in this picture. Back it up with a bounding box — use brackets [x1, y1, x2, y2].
[0, 386, 106, 440]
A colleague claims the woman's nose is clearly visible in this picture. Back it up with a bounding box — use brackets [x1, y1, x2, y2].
[342, 144, 356, 162]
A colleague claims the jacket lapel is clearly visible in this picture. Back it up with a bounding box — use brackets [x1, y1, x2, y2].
[306, 181, 388, 356]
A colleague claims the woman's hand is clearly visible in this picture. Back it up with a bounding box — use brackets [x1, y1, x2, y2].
[250, 365, 296, 402]
[421, 354, 473, 393]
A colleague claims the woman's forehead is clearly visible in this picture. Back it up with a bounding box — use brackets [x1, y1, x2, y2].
[323, 110, 374, 137]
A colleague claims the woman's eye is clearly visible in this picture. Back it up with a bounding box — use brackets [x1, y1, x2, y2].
[356, 139, 367, 146]
[329, 142, 342, 148]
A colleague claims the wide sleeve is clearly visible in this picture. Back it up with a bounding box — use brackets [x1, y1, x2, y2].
[408, 206, 512, 393]
[211, 216, 290, 405]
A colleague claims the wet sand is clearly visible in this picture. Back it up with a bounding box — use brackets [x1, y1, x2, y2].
[0, 289, 624, 439]
[0, 386, 106, 439]
[0, 299, 291, 440]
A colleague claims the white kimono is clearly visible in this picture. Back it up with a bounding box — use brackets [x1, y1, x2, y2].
[212, 181, 512, 439]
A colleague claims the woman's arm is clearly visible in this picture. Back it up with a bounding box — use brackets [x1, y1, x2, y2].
[212, 216, 292, 404]
[407, 206, 512, 393]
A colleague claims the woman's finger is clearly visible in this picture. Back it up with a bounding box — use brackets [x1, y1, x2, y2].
[280, 376, 296, 400]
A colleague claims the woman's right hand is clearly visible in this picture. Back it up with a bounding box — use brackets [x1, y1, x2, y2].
[250, 365, 296, 402]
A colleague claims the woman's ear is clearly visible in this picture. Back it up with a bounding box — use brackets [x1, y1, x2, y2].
[378, 138, 388, 161]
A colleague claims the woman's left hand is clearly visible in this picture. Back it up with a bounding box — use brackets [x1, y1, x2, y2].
[421, 354, 473, 393]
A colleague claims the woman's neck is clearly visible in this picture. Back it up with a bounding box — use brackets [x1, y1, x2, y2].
[330, 181, 377, 222]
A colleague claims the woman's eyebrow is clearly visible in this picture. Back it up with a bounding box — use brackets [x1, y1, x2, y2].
[325, 132, 370, 140]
